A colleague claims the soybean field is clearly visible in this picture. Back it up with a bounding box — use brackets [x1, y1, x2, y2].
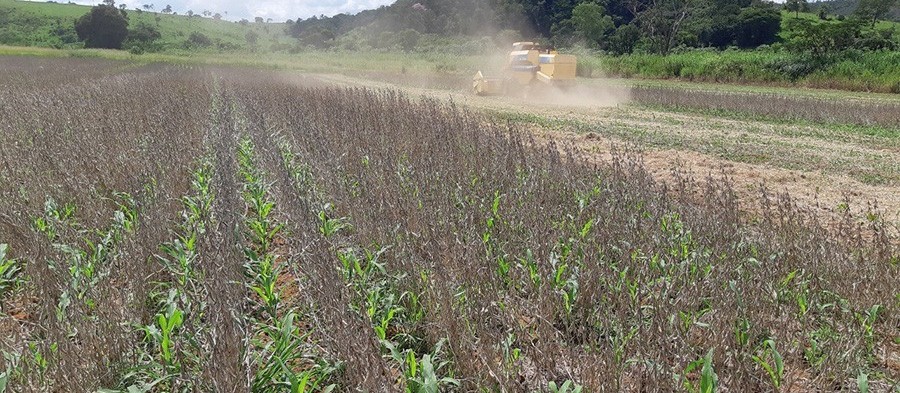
[0, 57, 897, 392]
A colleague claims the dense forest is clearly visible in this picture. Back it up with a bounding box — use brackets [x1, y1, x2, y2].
[286, 0, 898, 54]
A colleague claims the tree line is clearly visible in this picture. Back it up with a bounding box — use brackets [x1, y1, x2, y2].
[285, 0, 897, 54]
[67, 0, 899, 56]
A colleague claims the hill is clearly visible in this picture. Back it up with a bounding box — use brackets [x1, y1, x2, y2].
[809, 0, 900, 21]
[0, 0, 293, 50]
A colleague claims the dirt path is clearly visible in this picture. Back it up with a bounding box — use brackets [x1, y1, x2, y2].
[303, 72, 900, 229]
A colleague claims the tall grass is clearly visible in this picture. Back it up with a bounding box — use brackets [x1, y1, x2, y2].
[585, 49, 900, 93]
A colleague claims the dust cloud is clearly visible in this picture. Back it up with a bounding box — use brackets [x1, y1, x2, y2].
[526, 82, 631, 108]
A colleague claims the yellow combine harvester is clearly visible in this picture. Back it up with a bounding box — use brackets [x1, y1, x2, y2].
[472, 42, 577, 96]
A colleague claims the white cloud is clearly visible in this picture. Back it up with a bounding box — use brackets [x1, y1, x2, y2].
[28, 0, 394, 22]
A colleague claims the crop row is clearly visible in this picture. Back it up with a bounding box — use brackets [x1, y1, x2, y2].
[0, 61, 896, 392]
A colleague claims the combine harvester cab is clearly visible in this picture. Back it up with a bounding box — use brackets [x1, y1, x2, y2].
[473, 42, 577, 96]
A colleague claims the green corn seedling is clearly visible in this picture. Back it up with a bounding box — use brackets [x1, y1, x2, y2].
[50, 193, 137, 317]
[382, 339, 458, 393]
[405, 354, 460, 393]
[548, 380, 583, 393]
[277, 359, 336, 393]
[142, 290, 185, 370]
[157, 233, 198, 288]
[318, 206, 351, 237]
[402, 290, 425, 325]
[501, 333, 521, 366]
[519, 249, 541, 288]
[857, 304, 883, 354]
[374, 307, 398, 341]
[33, 198, 78, 241]
[0, 244, 23, 304]
[700, 349, 718, 393]
[681, 348, 717, 393]
[253, 312, 315, 392]
[734, 318, 751, 347]
[550, 255, 579, 315]
[246, 253, 281, 319]
[751, 339, 784, 388]
[857, 371, 869, 393]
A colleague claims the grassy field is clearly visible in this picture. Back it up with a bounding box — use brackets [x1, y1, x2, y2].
[0, 0, 292, 50]
[0, 55, 897, 393]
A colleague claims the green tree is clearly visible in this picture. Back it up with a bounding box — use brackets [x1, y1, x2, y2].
[570, 2, 615, 47]
[126, 21, 160, 50]
[74, 4, 129, 49]
[784, 0, 809, 17]
[695, 10, 741, 48]
[855, 0, 898, 26]
[785, 18, 863, 57]
[607, 23, 641, 53]
[818, 4, 831, 19]
[734, 6, 781, 47]
[640, 0, 697, 54]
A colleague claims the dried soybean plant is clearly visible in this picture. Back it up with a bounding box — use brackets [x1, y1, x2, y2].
[0, 59, 896, 393]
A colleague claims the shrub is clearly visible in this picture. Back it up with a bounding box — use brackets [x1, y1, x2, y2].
[765, 55, 823, 80]
[244, 30, 259, 46]
[127, 22, 160, 45]
[185, 32, 212, 48]
[125, 22, 160, 52]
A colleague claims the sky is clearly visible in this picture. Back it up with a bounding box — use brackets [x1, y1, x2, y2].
[48, 0, 396, 22]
